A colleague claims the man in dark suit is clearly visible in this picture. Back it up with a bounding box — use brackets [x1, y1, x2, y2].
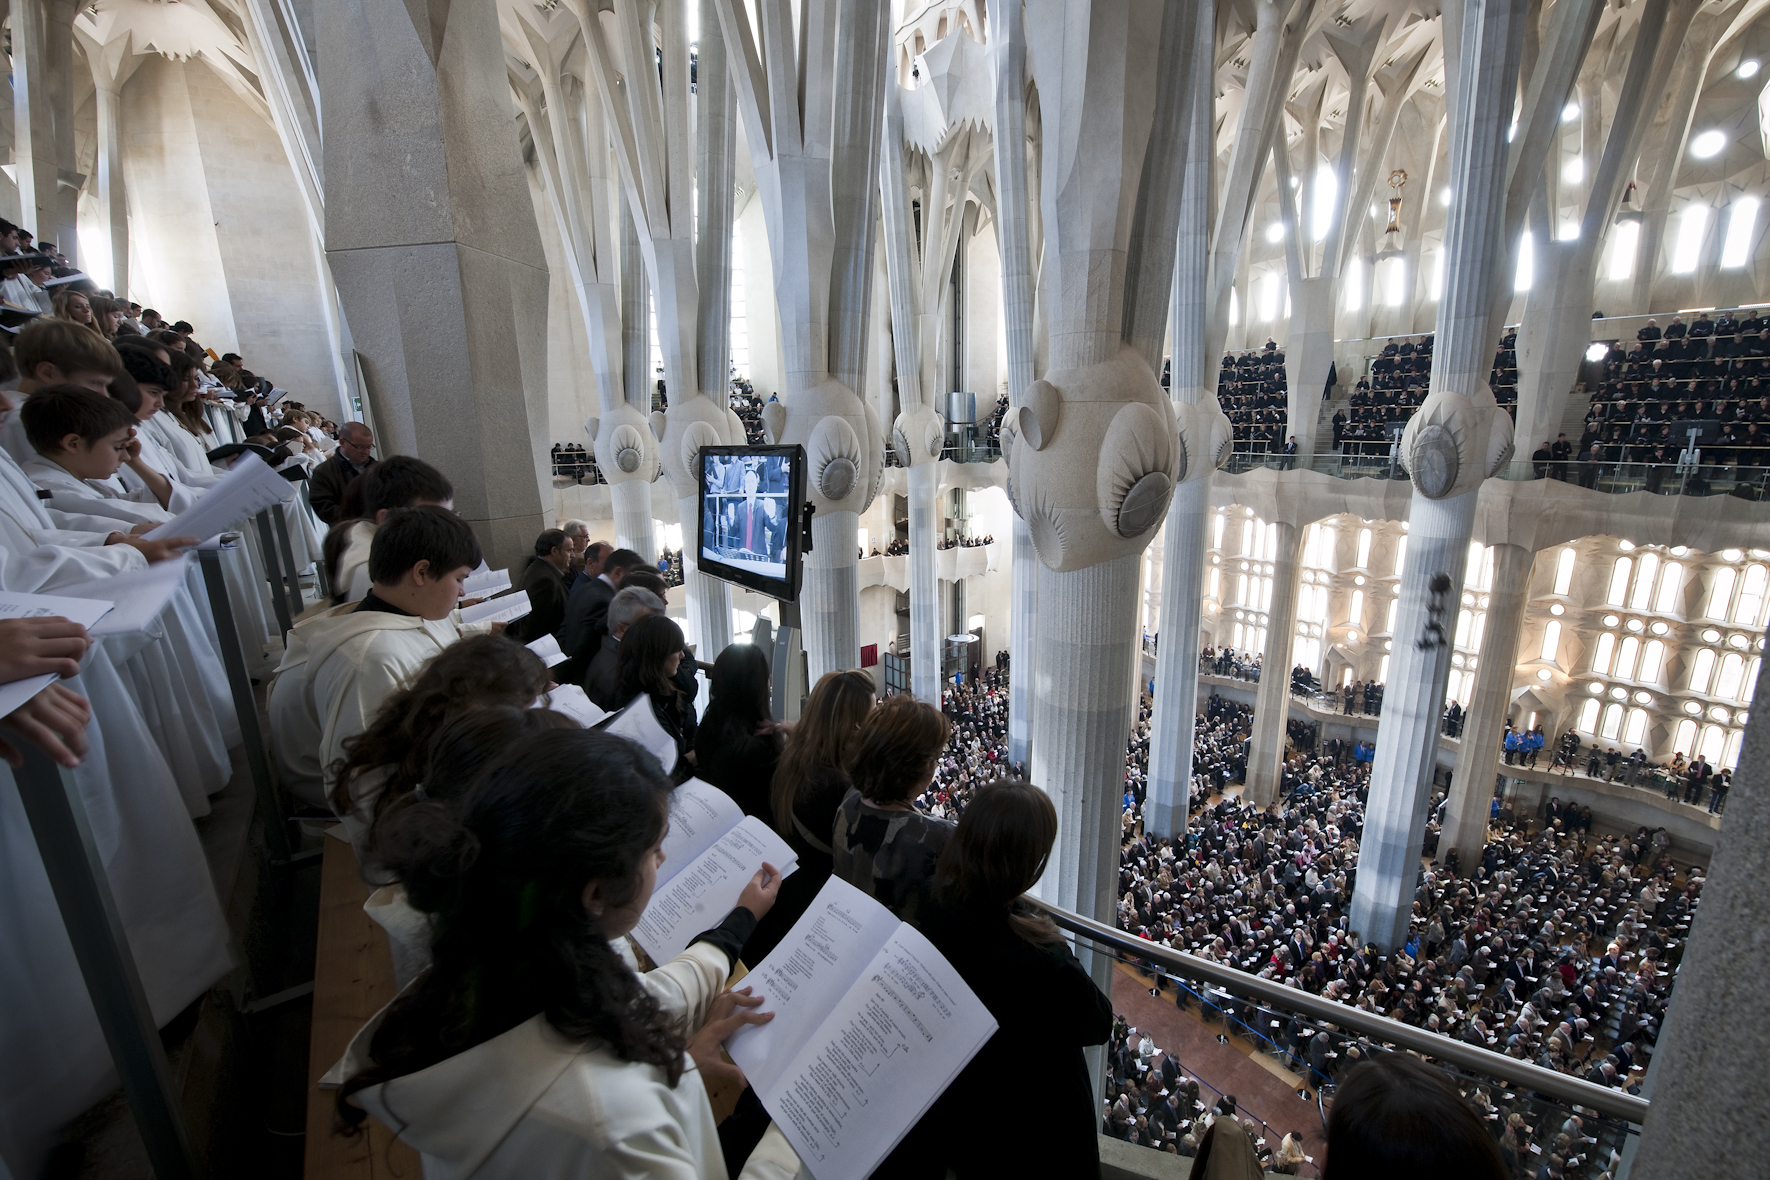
[557, 547, 647, 684]
[584, 583, 666, 708]
[506, 529, 573, 644]
[720, 465, 785, 562]
[308, 421, 376, 523]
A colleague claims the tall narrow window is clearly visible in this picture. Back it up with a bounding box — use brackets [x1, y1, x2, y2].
[1312, 166, 1338, 241]
[1671, 204, 1709, 273]
[1607, 558, 1632, 606]
[1379, 654, 1390, 682]
[1214, 513, 1226, 549]
[1208, 569, 1220, 599]
[1639, 640, 1665, 683]
[1734, 565, 1767, 626]
[1394, 536, 1407, 577]
[1672, 718, 1697, 756]
[1591, 632, 1616, 675]
[1455, 610, 1472, 648]
[1386, 597, 1399, 634]
[1747, 657, 1761, 703]
[1578, 698, 1602, 733]
[1553, 547, 1577, 595]
[1607, 219, 1640, 281]
[1539, 620, 1562, 662]
[1717, 653, 1746, 700]
[1689, 648, 1717, 693]
[1230, 288, 1240, 326]
[1721, 196, 1759, 268]
[1623, 709, 1648, 746]
[1236, 574, 1249, 605]
[1357, 528, 1373, 569]
[1700, 725, 1726, 764]
[1615, 636, 1640, 680]
[1655, 563, 1683, 613]
[1631, 554, 1659, 611]
[1350, 590, 1365, 627]
[1469, 612, 1486, 653]
[1706, 567, 1737, 619]
[1232, 622, 1244, 649]
[1600, 703, 1623, 740]
[1317, 525, 1336, 571]
[1724, 729, 1744, 769]
[1515, 231, 1535, 291]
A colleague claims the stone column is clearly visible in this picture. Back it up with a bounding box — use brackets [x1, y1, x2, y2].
[1145, 0, 1225, 836]
[991, 0, 1038, 768]
[1244, 521, 1302, 806]
[86, 53, 130, 295]
[616, 200, 658, 561]
[1348, 0, 1524, 952]
[13, 0, 80, 260]
[1630, 652, 1770, 1176]
[908, 462, 941, 701]
[1442, 542, 1533, 871]
[319, 0, 549, 570]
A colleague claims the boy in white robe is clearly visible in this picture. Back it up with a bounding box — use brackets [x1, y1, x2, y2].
[299, 506, 485, 836]
[16, 384, 177, 529]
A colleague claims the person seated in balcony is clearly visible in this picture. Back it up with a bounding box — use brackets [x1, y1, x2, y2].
[1636, 318, 1662, 343]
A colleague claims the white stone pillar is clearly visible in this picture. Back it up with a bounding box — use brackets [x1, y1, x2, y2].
[319, 0, 549, 570]
[1146, 0, 1221, 836]
[908, 462, 941, 701]
[1347, 0, 1524, 952]
[804, 508, 860, 680]
[91, 73, 128, 296]
[1442, 542, 1533, 871]
[618, 202, 658, 562]
[1244, 521, 1302, 806]
[991, 0, 1038, 768]
[13, 0, 79, 261]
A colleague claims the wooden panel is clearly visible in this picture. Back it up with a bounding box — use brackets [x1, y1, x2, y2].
[303, 831, 422, 1179]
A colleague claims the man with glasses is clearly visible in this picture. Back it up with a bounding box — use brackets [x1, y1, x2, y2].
[309, 420, 376, 523]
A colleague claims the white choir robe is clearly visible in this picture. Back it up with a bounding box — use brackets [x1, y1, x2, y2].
[0, 650, 232, 1177]
[143, 412, 223, 488]
[0, 455, 239, 814]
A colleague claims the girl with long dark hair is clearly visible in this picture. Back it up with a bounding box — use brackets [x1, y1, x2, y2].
[612, 613, 697, 768]
[334, 729, 798, 1177]
[880, 780, 1112, 1178]
[694, 643, 783, 819]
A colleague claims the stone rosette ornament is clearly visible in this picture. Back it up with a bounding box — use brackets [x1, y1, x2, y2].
[760, 376, 886, 514]
[653, 392, 749, 502]
[1399, 385, 1515, 499]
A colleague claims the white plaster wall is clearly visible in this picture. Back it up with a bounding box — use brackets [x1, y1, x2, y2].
[736, 196, 782, 399]
[963, 215, 1000, 403]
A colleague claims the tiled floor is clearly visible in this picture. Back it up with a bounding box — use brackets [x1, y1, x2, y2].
[1111, 964, 1328, 1170]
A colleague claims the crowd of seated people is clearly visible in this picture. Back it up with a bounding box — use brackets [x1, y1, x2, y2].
[730, 377, 769, 445]
[1332, 333, 1439, 462]
[550, 441, 600, 483]
[1546, 731, 1733, 813]
[937, 529, 994, 550]
[1202, 645, 1263, 681]
[1213, 339, 1291, 457]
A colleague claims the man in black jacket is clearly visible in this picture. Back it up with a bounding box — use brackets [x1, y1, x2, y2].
[506, 529, 573, 643]
[308, 422, 375, 523]
[556, 547, 647, 683]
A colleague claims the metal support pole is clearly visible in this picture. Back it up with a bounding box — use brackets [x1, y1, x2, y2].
[199, 544, 294, 866]
[269, 506, 305, 620]
[302, 487, 333, 601]
[253, 511, 293, 635]
[13, 744, 199, 1180]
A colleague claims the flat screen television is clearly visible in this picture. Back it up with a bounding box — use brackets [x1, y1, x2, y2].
[696, 444, 807, 601]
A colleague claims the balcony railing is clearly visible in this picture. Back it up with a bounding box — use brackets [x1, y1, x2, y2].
[1033, 897, 1649, 1176]
[1220, 449, 1770, 498]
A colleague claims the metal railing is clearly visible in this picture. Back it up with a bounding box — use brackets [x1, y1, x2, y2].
[1029, 896, 1650, 1126]
[1217, 448, 1770, 499]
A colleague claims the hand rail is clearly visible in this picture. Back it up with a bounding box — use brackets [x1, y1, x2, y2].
[1026, 897, 1651, 1125]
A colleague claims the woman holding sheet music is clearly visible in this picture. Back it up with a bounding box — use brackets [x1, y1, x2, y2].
[878, 780, 1114, 1178]
[333, 729, 803, 1179]
[612, 613, 697, 773]
[695, 644, 784, 821]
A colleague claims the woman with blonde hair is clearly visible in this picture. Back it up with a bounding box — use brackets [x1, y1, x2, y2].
[747, 668, 875, 963]
[50, 288, 98, 333]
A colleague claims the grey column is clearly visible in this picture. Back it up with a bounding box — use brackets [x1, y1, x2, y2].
[1244, 521, 1302, 806]
[1349, 0, 1525, 952]
[319, 0, 549, 570]
[992, 0, 1037, 768]
[13, 0, 79, 261]
[1030, 554, 1142, 979]
[804, 509, 860, 679]
[1442, 543, 1533, 871]
[91, 71, 129, 296]
[1145, 0, 1217, 837]
[1630, 652, 1770, 1176]
[617, 200, 658, 561]
[909, 463, 941, 701]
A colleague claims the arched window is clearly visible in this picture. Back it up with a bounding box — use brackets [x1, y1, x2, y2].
[1468, 612, 1486, 653]
[1630, 553, 1659, 610]
[1553, 548, 1577, 595]
[1394, 536, 1407, 577]
[1623, 708, 1648, 746]
[1214, 513, 1226, 548]
[1654, 563, 1683, 613]
[1378, 653, 1390, 682]
[1260, 578, 1274, 612]
[1539, 620, 1562, 662]
[1615, 636, 1640, 680]
[1706, 566, 1737, 619]
[1607, 558, 1632, 606]
[1724, 730, 1744, 769]
[1357, 528, 1373, 568]
[1232, 622, 1244, 649]
[1672, 718, 1697, 756]
[1349, 590, 1365, 627]
[1717, 653, 1746, 700]
[1639, 640, 1665, 683]
[1747, 658, 1761, 703]
[1578, 698, 1602, 733]
[1591, 632, 1616, 675]
[1689, 648, 1717, 694]
[1700, 724, 1726, 764]
[1236, 574, 1248, 604]
[1208, 568, 1220, 599]
[1455, 610, 1472, 648]
[1734, 565, 1767, 626]
[1386, 597, 1398, 633]
[1600, 703, 1623, 740]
